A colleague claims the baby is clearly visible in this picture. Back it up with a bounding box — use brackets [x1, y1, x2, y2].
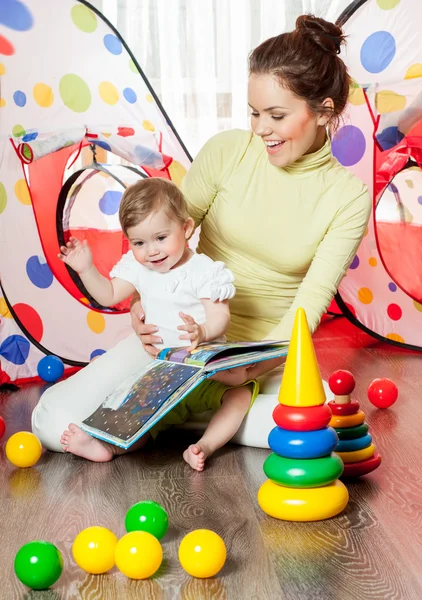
[58, 177, 258, 471]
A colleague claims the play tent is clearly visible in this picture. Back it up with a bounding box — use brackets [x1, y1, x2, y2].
[0, 0, 421, 384]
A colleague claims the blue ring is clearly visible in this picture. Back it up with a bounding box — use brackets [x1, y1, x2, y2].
[336, 434, 372, 453]
[268, 426, 338, 459]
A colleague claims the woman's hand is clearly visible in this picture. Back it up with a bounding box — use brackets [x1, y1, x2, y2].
[130, 299, 162, 358]
[177, 312, 206, 351]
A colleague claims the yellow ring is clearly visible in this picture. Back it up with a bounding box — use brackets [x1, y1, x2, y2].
[336, 443, 375, 463]
[258, 480, 349, 521]
[329, 410, 365, 428]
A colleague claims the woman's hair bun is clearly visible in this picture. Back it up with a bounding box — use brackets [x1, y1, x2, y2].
[295, 14, 345, 56]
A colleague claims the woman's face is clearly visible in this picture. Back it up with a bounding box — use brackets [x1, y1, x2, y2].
[248, 73, 330, 168]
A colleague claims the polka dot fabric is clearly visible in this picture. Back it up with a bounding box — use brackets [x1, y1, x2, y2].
[337, 0, 422, 349]
[0, 0, 191, 381]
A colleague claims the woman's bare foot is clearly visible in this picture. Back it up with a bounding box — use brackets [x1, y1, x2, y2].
[60, 423, 114, 462]
[183, 443, 211, 472]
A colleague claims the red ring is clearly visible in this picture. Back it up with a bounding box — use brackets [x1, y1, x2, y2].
[341, 452, 382, 477]
[273, 403, 333, 431]
[328, 399, 360, 416]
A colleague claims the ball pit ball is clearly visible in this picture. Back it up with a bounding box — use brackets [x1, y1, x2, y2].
[125, 500, 169, 540]
[0, 415, 5, 440]
[14, 541, 63, 590]
[6, 431, 42, 468]
[328, 369, 355, 395]
[178, 529, 226, 578]
[72, 526, 118, 574]
[367, 378, 398, 409]
[115, 531, 163, 579]
[37, 355, 65, 383]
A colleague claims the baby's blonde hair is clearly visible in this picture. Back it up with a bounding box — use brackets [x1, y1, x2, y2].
[119, 177, 190, 236]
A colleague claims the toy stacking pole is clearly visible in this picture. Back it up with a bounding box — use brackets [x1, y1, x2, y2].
[328, 370, 382, 477]
[257, 308, 349, 522]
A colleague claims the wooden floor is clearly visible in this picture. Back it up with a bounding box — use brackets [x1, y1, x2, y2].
[1, 317, 421, 599]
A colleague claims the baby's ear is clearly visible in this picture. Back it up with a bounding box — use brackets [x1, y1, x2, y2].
[184, 217, 195, 239]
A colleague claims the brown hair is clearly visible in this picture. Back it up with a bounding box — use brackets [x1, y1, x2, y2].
[119, 177, 190, 236]
[249, 15, 350, 129]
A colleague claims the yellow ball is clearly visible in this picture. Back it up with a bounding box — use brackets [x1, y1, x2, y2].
[115, 531, 162, 579]
[5, 432, 42, 468]
[178, 529, 226, 578]
[72, 526, 117, 574]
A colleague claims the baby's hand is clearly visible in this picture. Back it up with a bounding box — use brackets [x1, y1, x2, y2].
[178, 312, 206, 351]
[58, 237, 93, 274]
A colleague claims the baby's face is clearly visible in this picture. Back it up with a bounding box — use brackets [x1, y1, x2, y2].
[127, 210, 193, 272]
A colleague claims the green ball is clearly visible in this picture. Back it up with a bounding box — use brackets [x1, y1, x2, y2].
[125, 500, 169, 540]
[14, 541, 63, 590]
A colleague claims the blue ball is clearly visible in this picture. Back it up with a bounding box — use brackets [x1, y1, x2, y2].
[268, 426, 338, 459]
[37, 356, 64, 383]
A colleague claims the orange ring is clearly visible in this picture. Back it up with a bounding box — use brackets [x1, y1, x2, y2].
[329, 410, 365, 428]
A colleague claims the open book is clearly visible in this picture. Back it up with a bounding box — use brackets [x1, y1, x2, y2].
[80, 340, 288, 449]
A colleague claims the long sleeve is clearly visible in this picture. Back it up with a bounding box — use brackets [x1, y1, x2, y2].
[267, 186, 372, 341]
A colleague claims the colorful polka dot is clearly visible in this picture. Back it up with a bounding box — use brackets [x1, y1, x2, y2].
[0, 0, 33, 31]
[405, 64, 422, 80]
[348, 81, 366, 106]
[13, 90, 26, 107]
[360, 31, 396, 74]
[104, 34, 122, 55]
[368, 257, 377, 267]
[146, 94, 153, 103]
[0, 63, 5, 75]
[22, 132, 38, 142]
[142, 120, 155, 132]
[376, 0, 400, 8]
[90, 349, 106, 360]
[418, 196, 422, 205]
[0, 297, 12, 318]
[87, 311, 106, 334]
[123, 88, 137, 103]
[59, 74, 91, 112]
[375, 90, 406, 114]
[94, 141, 111, 152]
[99, 190, 122, 215]
[0, 34, 15, 55]
[99, 81, 119, 105]
[71, 4, 97, 33]
[358, 287, 373, 304]
[12, 124, 25, 137]
[404, 179, 413, 188]
[413, 300, 422, 312]
[14, 179, 31, 205]
[376, 126, 404, 151]
[0, 98, 5, 107]
[0, 335, 30, 365]
[332, 125, 366, 166]
[26, 255, 53, 289]
[134, 145, 162, 165]
[168, 160, 187, 186]
[129, 59, 138, 73]
[33, 83, 54, 107]
[349, 255, 360, 269]
[13, 303, 43, 342]
[388, 282, 397, 292]
[387, 303, 402, 320]
[386, 333, 404, 343]
[0, 182, 6, 214]
[117, 127, 135, 137]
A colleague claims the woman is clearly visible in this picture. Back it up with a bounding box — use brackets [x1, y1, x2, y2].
[32, 15, 371, 455]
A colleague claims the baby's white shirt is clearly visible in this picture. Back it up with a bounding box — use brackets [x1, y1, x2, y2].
[110, 252, 236, 350]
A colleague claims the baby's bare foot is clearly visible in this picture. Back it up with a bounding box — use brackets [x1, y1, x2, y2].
[60, 423, 114, 462]
[183, 443, 210, 472]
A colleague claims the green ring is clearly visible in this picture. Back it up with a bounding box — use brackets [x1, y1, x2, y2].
[263, 453, 344, 488]
[335, 423, 369, 440]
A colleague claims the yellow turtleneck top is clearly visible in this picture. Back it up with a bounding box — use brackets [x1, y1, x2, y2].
[181, 129, 371, 342]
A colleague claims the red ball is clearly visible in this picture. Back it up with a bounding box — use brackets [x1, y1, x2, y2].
[0, 416, 5, 440]
[328, 370, 355, 395]
[367, 378, 398, 409]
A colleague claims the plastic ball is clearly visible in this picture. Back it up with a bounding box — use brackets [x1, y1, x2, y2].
[178, 529, 226, 578]
[0, 415, 5, 440]
[72, 526, 118, 574]
[115, 531, 162, 579]
[367, 378, 398, 408]
[125, 500, 169, 540]
[328, 370, 355, 395]
[6, 431, 42, 468]
[14, 541, 63, 590]
[37, 355, 64, 383]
